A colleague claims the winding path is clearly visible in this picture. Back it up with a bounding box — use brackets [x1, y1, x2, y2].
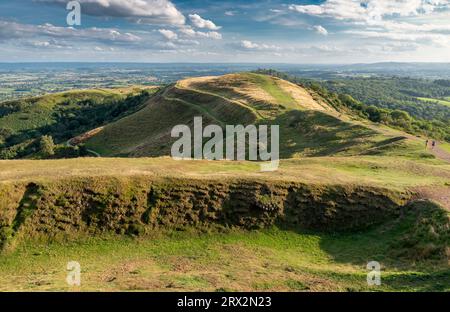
[429, 143, 450, 163]
[66, 139, 101, 158]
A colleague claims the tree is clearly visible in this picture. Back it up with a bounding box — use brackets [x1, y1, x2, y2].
[391, 110, 412, 122]
[0, 127, 13, 144]
[39, 135, 55, 157]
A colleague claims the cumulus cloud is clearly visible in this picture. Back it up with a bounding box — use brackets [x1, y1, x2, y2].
[0, 21, 141, 43]
[240, 40, 259, 49]
[289, 0, 450, 49]
[239, 40, 281, 51]
[289, 0, 449, 22]
[313, 25, 328, 35]
[37, 0, 186, 25]
[179, 27, 222, 40]
[28, 38, 71, 49]
[345, 30, 450, 46]
[188, 14, 221, 30]
[158, 29, 178, 40]
[157, 29, 202, 48]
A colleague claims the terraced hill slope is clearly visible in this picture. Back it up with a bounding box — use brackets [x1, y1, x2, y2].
[83, 73, 426, 159]
[0, 156, 449, 291]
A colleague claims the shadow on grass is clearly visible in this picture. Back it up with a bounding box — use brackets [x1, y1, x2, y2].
[275, 200, 449, 291]
[273, 110, 381, 158]
[314, 200, 449, 266]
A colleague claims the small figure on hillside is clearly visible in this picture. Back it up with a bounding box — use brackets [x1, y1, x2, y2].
[432, 140, 436, 149]
[425, 139, 429, 148]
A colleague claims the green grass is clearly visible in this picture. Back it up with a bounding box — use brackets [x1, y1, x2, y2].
[441, 142, 450, 153]
[0, 156, 449, 189]
[275, 110, 424, 159]
[243, 73, 296, 108]
[0, 87, 158, 159]
[0, 90, 122, 133]
[417, 97, 450, 108]
[1, 200, 448, 292]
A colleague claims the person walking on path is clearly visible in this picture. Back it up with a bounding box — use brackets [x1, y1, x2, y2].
[432, 140, 436, 150]
[425, 139, 429, 148]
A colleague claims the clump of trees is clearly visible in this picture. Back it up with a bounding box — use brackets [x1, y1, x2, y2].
[39, 135, 55, 157]
[0, 89, 153, 159]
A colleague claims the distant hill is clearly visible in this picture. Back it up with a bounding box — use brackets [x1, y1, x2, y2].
[81, 73, 426, 159]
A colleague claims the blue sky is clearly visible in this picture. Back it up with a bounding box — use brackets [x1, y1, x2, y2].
[0, 0, 449, 63]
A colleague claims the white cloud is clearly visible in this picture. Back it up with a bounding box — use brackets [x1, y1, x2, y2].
[156, 29, 202, 47]
[29, 39, 69, 49]
[289, 0, 450, 50]
[239, 40, 281, 51]
[345, 30, 450, 46]
[158, 29, 178, 40]
[179, 27, 222, 40]
[289, 0, 450, 22]
[155, 41, 177, 49]
[38, 0, 186, 25]
[225, 11, 236, 16]
[0, 21, 141, 43]
[313, 25, 328, 35]
[188, 14, 221, 30]
[204, 31, 222, 40]
[240, 40, 259, 49]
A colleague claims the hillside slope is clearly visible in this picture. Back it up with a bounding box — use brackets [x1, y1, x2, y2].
[0, 87, 156, 159]
[83, 73, 426, 159]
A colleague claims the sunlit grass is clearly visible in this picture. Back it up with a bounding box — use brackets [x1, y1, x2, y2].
[1, 210, 448, 292]
[0, 156, 449, 189]
[417, 97, 450, 108]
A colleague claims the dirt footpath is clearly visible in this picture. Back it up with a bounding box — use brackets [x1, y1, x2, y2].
[430, 143, 450, 163]
[415, 185, 450, 210]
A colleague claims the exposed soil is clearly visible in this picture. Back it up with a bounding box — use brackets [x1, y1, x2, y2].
[414, 185, 450, 210]
[430, 143, 450, 163]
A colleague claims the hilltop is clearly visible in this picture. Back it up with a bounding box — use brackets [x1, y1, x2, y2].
[0, 73, 440, 161]
[80, 73, 427, 159]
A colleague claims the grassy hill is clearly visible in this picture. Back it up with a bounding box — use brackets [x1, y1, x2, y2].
[83, 73, 427, 159]
[256, 70, 450, 143]
[0, 73, 449, 292]
[0, 87, 157, 159]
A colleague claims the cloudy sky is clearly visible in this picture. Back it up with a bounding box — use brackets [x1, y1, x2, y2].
[0, 0, 449, 63]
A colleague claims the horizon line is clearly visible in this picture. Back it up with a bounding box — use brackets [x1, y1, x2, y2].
[1, 61, 450, 65]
